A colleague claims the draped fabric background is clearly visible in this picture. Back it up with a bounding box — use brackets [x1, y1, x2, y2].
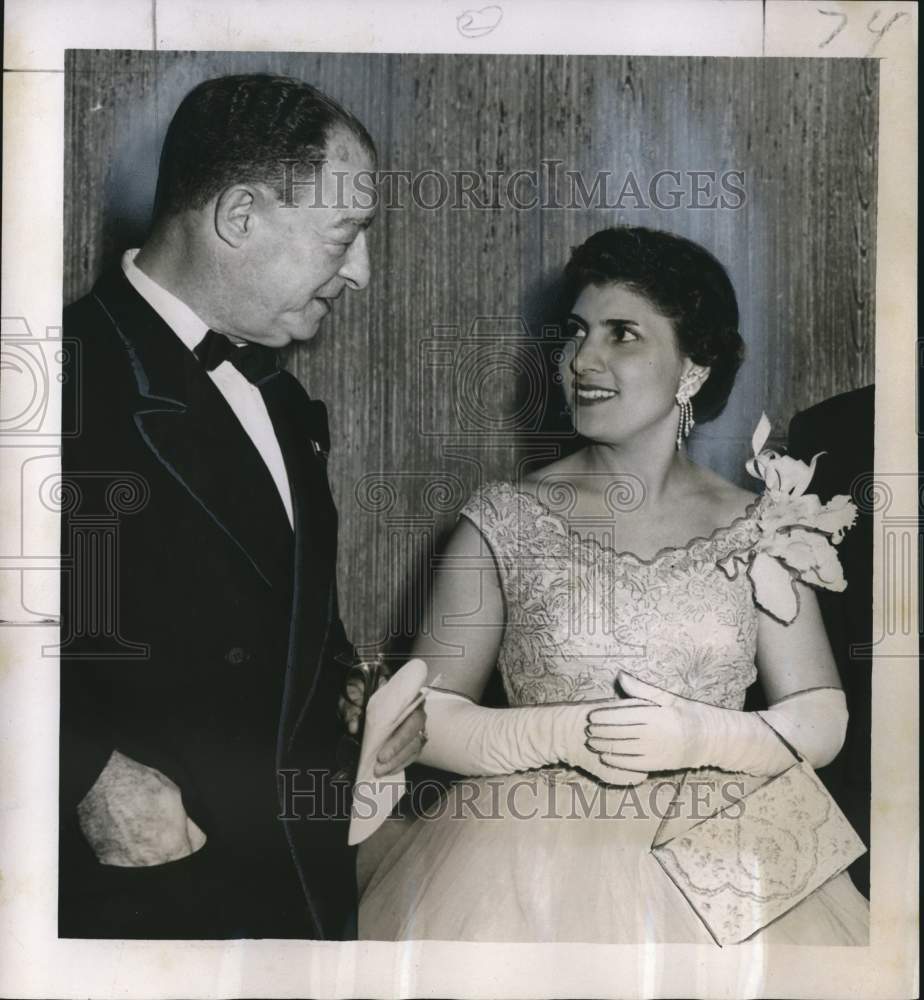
[65, 51, 878, 651]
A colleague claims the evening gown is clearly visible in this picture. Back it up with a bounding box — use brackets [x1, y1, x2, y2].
[358, 481, 870, 943]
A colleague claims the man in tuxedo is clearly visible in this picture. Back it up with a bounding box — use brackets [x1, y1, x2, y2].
[59, 74, 425, 939]
[789, 384, 874, 897]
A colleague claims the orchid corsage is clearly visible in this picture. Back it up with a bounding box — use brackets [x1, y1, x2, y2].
[718, 413, 857, 624]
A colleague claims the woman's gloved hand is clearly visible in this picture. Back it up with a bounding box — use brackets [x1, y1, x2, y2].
[584, 672, 796, 776]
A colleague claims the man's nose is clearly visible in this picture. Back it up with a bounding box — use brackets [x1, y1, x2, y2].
[340, 230, 371, 291]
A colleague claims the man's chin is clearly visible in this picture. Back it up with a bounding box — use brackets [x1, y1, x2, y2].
[290, 320, 324, 343]
[272, 318, 324, 346]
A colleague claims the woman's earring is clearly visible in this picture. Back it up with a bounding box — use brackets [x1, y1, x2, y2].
[675, 389, 695, 449]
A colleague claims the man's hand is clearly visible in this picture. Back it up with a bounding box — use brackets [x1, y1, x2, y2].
[338, 662, 389, 737]
[373, 701, 427, 777]
[77, 750, 206, 867]
[338, 660, 428, 777]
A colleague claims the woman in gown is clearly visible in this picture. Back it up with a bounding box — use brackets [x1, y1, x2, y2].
[359, 226, 870, 944]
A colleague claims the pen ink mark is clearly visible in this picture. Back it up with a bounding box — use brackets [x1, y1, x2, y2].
[817, 9, 848, 49]
[457, 5, 503, 38]
[866, 9, 909, 55]
[817, 6, 910, 55]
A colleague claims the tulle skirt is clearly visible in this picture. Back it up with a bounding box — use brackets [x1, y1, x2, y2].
[358, 769, 869, 944]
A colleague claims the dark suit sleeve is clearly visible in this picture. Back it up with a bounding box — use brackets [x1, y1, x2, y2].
[787, 408, 821, 469]
[59, 326, 119, 816]
[59, 666, 118, 815]
[787, 410, 808, 459]
[329, 589, 356, 668]
[322, 581, 359, 780]
[789, 408, 869, 893]
[787, 409, 851, 669]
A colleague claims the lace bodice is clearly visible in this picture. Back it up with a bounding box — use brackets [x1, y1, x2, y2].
[460, 482, 765, 711]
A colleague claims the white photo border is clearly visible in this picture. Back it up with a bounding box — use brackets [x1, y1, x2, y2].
[0, 2, 917, 997]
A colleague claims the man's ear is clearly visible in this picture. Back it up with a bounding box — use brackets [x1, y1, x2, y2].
[680, 361, 710, 397]
[214, 185, 260, 248]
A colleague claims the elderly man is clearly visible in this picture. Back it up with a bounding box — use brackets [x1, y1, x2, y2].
[59, 74, 424, 940]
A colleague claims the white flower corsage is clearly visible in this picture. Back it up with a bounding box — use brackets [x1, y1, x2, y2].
[719, 413, 857, 624]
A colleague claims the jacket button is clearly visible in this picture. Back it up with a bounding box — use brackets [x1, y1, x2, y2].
[225, 646, 249, 665]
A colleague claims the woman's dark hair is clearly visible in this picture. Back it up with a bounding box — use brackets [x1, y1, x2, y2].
[153, 74, 376, 220]
[562, 226, 744, 423]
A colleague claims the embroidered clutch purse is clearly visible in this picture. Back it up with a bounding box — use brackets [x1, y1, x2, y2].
[650, 737, 867, 945]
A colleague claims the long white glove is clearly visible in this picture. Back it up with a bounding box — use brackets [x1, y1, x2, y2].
[584, 672, 848, 777]
[419, 688, 648, 786]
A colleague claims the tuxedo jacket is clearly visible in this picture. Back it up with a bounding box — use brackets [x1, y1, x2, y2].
[788, 385, 874, 898]
[59, 267, 356, 938]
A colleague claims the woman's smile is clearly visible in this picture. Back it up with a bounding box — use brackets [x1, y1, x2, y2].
[573, 382, 620, 405]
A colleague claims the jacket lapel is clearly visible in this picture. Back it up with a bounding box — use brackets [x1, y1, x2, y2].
[260, 371, 341, 749]
[92, 268, 295, 594]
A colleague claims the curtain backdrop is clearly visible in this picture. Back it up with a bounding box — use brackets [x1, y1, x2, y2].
[65, 51, 878, 651]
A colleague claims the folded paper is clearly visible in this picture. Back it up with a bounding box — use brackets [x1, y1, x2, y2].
[348, 657, 428, 846]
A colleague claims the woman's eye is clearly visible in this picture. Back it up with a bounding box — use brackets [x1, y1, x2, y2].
[612, 325, 639, 343]
[566, 322, 585, 339]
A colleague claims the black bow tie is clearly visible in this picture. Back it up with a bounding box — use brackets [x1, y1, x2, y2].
[194, 329, 280, 384]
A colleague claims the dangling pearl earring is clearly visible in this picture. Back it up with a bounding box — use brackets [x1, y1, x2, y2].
[675, 389, 695, 450]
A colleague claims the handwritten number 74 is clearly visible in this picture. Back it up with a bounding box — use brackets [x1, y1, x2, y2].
[817, 8, 909, 55]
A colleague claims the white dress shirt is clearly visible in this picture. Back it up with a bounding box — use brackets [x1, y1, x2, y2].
[121, 249, 294, 529]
